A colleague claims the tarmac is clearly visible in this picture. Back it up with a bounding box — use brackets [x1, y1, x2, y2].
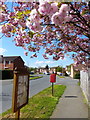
[50, 77, 89, 119]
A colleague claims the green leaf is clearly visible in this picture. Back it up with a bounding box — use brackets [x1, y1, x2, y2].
[28, 31, 35, 38]
[81, 10, 88, 15]
[23, 10, 31, 15]
[16, 11, 23, 19]
[16, 11, 23, 16]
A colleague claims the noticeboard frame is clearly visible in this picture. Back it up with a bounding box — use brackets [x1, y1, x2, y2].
[12, 67, 29, 113]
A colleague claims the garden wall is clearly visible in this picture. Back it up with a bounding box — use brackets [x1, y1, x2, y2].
[80, 68, 90, 106]
[0, 70, 13, 80]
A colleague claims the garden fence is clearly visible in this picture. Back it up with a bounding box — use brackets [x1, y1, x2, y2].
[80, 68, 90, 106]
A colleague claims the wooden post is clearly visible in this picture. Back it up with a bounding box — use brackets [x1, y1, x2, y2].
[15, 109, 20, 120]
[12, 67, 29, 119]
[52, 82, 54, 96]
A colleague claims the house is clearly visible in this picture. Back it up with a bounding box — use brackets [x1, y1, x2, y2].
[0, 55, 25, 70]
[37, 66, 58, 74]
[49, 67, 57, 74]
[37, 67, 48, 74]
[66, 64, 80, 78]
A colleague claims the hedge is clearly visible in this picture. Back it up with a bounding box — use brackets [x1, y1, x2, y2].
[74, 72, 80, 79]
[65, 72, 69, 76]
[0, 70, 14, 80]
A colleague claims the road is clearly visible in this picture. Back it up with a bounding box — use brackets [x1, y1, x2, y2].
[0, 75, 79, 114]
[0, 74, 51, 114]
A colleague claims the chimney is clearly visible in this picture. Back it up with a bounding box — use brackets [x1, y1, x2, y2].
[0, 55, 3, 58]
[0, 55, 3, 63]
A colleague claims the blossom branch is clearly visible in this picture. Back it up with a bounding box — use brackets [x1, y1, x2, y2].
[0, 34, 5, 39]
[77, 44, 90, 55]
[68, 21, 89, 32]
[70, 2, 90, 28]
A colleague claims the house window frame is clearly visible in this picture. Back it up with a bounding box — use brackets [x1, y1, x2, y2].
[6, 61, 9, 64]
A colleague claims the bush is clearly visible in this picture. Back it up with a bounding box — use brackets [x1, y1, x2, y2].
[0, 70, 2, 80]
[1, 70, 14, 80]
[74, 73, 80, 79]
[65, 72, 69, 76]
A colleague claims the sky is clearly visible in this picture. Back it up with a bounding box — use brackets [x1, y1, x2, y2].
[0, 33, 74, 68]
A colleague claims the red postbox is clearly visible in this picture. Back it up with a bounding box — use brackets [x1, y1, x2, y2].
[50, 74, 56, 83]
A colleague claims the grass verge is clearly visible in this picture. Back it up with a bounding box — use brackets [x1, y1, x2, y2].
[77, 81, 80, 86]
[57, 75, 65, 78]
[30, 76, 43, 80]
[1, 85, 66, 119]
[82, 92, 88, 105]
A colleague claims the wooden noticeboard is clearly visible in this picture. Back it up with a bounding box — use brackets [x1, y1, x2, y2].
[12, 67, 29, 113]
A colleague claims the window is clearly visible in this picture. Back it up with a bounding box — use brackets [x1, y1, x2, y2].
[10, 61, 13, 63]
[6, 61, 9, 64]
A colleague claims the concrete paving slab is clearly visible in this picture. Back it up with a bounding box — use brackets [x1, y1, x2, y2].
[51, 77, 88, 118]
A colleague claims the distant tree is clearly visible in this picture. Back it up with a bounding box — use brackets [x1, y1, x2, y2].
[57, 66, 62, 72]
[45, 65, 49, 70]
[67, 65, 71, 72]
[28, 67, 37, 72]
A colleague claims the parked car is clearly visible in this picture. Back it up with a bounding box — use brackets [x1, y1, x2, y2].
[30, 72, 34, 74]
[46, 72, 50, 75]
[60, 73, 63, 76]
[44, 72, 50, 75]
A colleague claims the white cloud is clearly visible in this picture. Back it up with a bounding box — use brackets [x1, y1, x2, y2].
[45, 61, 54, 64]
[35, 60, 55, 65]
[0, 48, 7, 55]
[35, 60, 44, 64]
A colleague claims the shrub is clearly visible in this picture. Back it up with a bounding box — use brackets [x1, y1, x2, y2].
[65, 72, 69, 76]
[0, 70, 2, 80]
[74, 72, 80, 79]
[1, 70, 14, 80]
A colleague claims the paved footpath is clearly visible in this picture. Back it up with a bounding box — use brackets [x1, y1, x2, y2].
[50, 77, 88, 119]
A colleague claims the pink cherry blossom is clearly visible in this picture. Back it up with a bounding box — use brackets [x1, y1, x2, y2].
[64, 15, 73, 22]
[32, 53, 37, 57]
[2, 24, 13, 34]
[53, 56, 60, 60]
[0, 13, 7, 22]
[49, 3, 58, 16]
[0, 2, 90, 68]
[59, 4, 70, 13]
[19, 21, 26, 28]
[23, 38, 31, 44]
[51, 12, 64, 25]
[29, 9, 40, 22]
[38, 1, 51, 15]
[24, 52, 28, 56]
[14, 35, 24, 47]
[30, 22, 43, 32]
[26, 20, 31, 29]
[43, 54, 49, 59]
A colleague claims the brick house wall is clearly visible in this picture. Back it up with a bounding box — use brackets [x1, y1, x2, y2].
[0, 56, 24, 70]
[0, 62, 14, 70]
[3, 61, 14, 70]
[0, 63, 3, 69]
[13, 56, 24, 70]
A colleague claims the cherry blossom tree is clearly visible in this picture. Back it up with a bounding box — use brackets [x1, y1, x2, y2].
[0, 1, 90, 67]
